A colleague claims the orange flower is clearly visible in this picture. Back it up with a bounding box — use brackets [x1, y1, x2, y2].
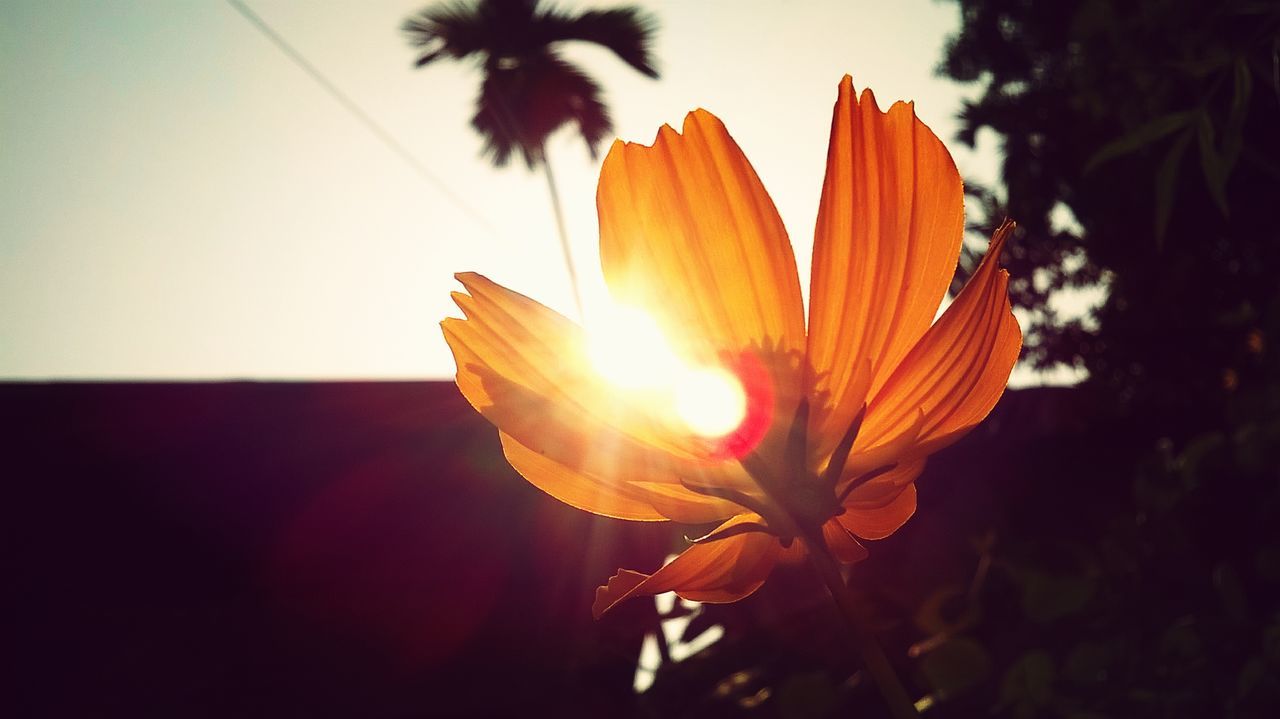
[442, 76, 1021, 618]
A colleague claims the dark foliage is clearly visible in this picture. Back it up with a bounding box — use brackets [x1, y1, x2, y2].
[871, 1, 1280, 716]
[944, 0, 1279, 418]
[403, 0, 658, 168]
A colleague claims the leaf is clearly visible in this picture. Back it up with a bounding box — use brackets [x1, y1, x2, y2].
[1174, 430, 1226, 481]
[1222, 56, 1253, 174]
[914, 584, 976, 635]
[1018, 568, 1096, 622]
[1154, 129, 1193, 246]
[920, 637, 992, 700]
[999, 651, 1056, 719]
[1084, 111, 1195, 174]
[1063, 641, 1118, 687]
[535, 7, 660, 79]
[1230, 57, 1254, 131]
[1197, 113, 1231, 216]
[414, 49, 446, 67]
[776, 672, 839, 719]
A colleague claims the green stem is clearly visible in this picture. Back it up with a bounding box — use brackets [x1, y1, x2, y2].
[804, 531, 921, 719]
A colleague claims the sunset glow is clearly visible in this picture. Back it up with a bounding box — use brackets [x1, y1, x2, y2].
[586, 303, 746, 437]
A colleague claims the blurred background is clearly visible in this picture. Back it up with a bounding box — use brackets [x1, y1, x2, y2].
[3, 0, 1279, 716]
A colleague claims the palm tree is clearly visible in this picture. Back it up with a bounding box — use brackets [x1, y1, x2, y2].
[404, 0, 660, 318]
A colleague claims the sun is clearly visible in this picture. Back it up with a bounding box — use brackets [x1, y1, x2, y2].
[672, 365, 747, 437]
[585, 304, 680, 390]
[586, 303, 746, 438]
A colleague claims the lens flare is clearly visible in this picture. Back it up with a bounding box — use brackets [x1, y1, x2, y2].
[586, 304, 681, 389]
[674, 366, 747, 437]
[586, 303, 747, 437]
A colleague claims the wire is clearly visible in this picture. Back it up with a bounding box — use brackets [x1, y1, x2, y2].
[223, 0, 495, 234]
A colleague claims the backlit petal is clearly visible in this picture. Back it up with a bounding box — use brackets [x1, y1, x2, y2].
[629, 481, 746, 524]
[838, 484, 918, 541]
[597, 110, 807, 387]
[821, 519, 870, 564]
[839, 458, 927, 508]
[499, 433, 663, 520]
[806, 76, 965, 463]
[443, 272, 746, 522]
[857, 221, 1021, 458]
[592, 514, 781, 618]
[842, 408, 925, 479]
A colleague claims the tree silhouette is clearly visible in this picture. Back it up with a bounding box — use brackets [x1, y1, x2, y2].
[404, 0, 659, 316]
[924, 2, 1280, 716]
[942, 0, 1280, 431]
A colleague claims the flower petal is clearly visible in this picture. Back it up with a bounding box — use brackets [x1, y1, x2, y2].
[597, 110, 807, 379]
[842, 408, 925, 479]
[443, 272, 746, 522]
[821, 519, 870, 564]
[838, 483, 918, 541]
[499, 432, 663, 520]
[805, 76, 966, 463]
[858, 221, 1022, 458]
[629, 481, 745, 524]
[592, 514, 781, 618]
[840, 458, 927, 508]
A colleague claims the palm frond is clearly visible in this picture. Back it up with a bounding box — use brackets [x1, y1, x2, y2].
[404, 0, 654, 170]
[402, 0, 492, 66]
[533, 6, 660, 78]
[472, 53, 611, 168]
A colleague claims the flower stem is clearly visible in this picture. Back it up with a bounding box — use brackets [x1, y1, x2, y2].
[804, 533, 921, 719]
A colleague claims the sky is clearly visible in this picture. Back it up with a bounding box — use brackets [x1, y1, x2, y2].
[1, 0, 1072, 382]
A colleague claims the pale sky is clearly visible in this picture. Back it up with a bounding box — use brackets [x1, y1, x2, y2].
[2, 0, 1056, 382]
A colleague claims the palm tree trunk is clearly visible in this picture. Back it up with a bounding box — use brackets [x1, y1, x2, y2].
[540, 146, 586, 321]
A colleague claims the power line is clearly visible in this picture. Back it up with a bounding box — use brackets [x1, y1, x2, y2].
[223, 0, 495, 234]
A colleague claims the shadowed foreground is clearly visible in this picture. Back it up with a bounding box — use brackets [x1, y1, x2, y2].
[10, 381, 1268, 717]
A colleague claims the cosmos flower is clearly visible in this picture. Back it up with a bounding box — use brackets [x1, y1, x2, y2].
[442, 75, 1021, 619]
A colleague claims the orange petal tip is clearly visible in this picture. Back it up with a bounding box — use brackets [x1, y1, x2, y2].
[987, 218, 1017, 263]
[592, 569, 648, 619]
[858, 86, 880, 110]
